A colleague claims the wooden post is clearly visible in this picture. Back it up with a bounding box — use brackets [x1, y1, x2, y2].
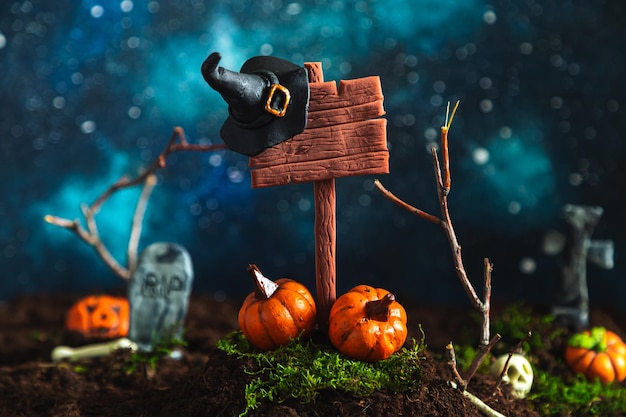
[313, 178, 336, 329]
[249, 62, 388, 330]
[304, 63, 337, 329]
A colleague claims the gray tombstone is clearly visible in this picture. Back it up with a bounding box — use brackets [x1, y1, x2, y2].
[552, 205, 614, 330]
[128, 242, 194, 352]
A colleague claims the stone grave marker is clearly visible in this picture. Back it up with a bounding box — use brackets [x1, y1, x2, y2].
[128, 242, 194, 352]
[552, 204, 614, 330]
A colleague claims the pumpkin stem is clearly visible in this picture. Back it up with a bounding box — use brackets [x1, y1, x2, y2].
[568, 326, 608, 352]
[247, 264, 279, 300]
[365, 293, 395, 321]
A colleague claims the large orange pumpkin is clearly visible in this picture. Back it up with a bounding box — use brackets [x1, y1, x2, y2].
[329, 285, 407, 362]
[65, 295, 130, 339]
[238, 264, 317, 351]
[564, 327, 626, 384]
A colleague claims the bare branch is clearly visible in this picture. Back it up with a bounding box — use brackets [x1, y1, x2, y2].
[128, 174, 157, 273]
[45, 126, 227, 280]
[433, 147, 483, 312]
[464, 333, 502, 385]
[375, 102, 499, 392]
[90, 127, 226, 212]
[458, 258, 498, 386]
[44, 216, 93, 244]
[432, 147, 445, 192]
[448, 381, 507, 417]
[440, 100, 460, 192]
[373, 180, 441, 225]
[446, 342, 466, 391]
[482, 258, 494, 346]
[492, 331, 532, 396]
[82, 203, 130, 279]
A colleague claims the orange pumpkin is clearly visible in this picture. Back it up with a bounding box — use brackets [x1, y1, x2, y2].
[564, 327, 626, 384]
[329, 285, 407, 362]
[238, 264, 317, 351]
[65, 295, 130, 339]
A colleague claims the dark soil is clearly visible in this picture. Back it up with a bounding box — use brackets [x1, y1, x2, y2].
[1, 291, 624, 417]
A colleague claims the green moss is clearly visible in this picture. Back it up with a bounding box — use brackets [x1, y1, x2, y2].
[528, 371, 626, 416]
[217, 304, 625, 416]
[125, 334, 187, 373]
[490, 303, 566, 352]
[488, 303, 626, 416]
[72, 364, 89, 373]
[217, 330, 426, 416]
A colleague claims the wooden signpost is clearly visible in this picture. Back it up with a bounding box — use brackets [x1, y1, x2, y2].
[249, 63, 388, 328]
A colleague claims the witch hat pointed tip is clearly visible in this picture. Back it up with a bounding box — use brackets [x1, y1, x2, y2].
[201, 52, 222, 85]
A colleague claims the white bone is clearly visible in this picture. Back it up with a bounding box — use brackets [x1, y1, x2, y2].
[51, 337, 137, 362]
[490, 353, 534, 399]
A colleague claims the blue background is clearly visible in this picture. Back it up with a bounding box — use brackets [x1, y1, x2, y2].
[1, 0, 624, 309]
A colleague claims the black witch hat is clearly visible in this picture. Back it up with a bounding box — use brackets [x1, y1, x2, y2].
[201, 52, 310, 156]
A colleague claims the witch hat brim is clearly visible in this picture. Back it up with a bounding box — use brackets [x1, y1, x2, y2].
[201, 52, 310, 156]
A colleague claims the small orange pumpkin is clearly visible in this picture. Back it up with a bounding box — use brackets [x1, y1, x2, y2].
[65, 295, 130, 339]
[238, 264, 317, 351]
[328, 285, 407, 362]
[564, 327, 626, 384]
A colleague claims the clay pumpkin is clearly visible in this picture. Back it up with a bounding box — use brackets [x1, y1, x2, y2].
[65, 295, 130, 339]
[564, 327, 626, 384]
[238, 264, 317, 351]
[328, 285, 407, 362]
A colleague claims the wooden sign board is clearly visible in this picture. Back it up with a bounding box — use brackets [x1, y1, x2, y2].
[247, 63, 388, 329]
[249, 74, 388, 188]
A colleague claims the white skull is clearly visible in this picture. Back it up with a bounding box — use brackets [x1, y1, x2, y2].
[490, 353, 534, 399]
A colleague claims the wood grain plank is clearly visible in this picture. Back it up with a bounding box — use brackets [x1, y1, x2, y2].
[308, 77, 383, 111]
[250, 119, 387, 168]
[306, 99, 384, 129]
[251, 151, 389, 188]
[248, 73, 388, 189]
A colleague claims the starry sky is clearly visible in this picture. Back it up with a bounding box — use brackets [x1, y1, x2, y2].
[1, 0, 624, 310]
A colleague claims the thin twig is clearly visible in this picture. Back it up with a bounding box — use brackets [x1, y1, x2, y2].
[128, 174, 157, 274]
[461, 258, 499, 383]
[432, 148, 483, 312]
[45, 126, 227, 280]
[492, 331, 532, 396]
[440, 100, 459, 193]
[376, 103, 484, 311]
[82, 203, 129, 279]
[482, 258, 493, 346]
[465, 333, 502, 385]
[446, 341, 466, 391]
[432, 147, 445, 193]
[373, 180, 441, 225]
[43, 216, 90, 243]
[448, 381, 507, 417]
[375, 101, 499, 390]
[90, 127, 226, 212]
